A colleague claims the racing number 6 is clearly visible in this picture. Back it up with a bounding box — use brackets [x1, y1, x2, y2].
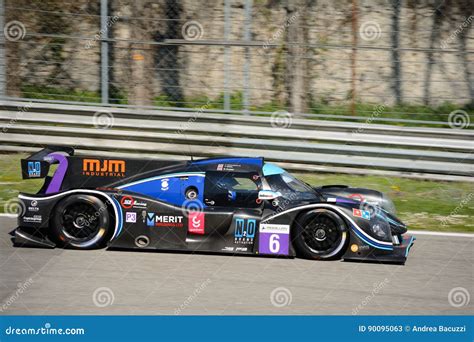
[269, 234, 280, 253]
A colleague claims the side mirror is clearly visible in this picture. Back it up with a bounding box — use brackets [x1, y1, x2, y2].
[258, 190, 282, 201]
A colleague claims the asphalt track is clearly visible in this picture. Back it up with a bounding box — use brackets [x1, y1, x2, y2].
[0, 216, 472, 315]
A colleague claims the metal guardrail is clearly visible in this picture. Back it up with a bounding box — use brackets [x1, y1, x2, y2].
[0, 100, 473, 182]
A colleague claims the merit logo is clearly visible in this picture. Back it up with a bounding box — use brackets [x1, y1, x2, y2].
[188, 212, 205, 235]
[146, 213, 184, 228]
[82, 159, 126, 177]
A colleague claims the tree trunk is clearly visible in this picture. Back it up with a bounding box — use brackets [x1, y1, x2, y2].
[423, 0, 443, 106]
[284, 0, 310, 115]
[154, 0, 184, 107]
[390, 0, 402, 105]
[129, 1, 152, 106]
[458, 1, 474, 108]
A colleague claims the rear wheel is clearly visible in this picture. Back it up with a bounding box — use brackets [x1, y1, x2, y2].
[292, 209, 349, 260]
[51, 194, 112, 249]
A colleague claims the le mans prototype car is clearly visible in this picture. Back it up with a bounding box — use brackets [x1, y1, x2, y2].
[12, 146, 415, 264]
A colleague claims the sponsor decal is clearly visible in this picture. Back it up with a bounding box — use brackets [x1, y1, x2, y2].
[27, 200, 39, 212]
[132, 200, 147, 209]
[188, 212, 205, 235]
[27, 161, 41, 178]
[351, 244, 370, 252]
[120, 196, 135, 209]
[222, 246, 247, 252]
[216, 163, 240, 172]
[146, 212, 155, 226]
[125, 212, 137, 223]
[146, 212, 184, 228]
[23, 215, 42, 223]
[258, 223, 290, 255]
[352, 208, 371, 220]
[82, 159, 126, 177]
[234, 218, 256, 245]
[161, 179, 169, 191]
[348, 193, 365, 202]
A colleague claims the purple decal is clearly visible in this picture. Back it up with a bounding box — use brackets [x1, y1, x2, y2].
[258, 224, 290, 255]
[46, 153, 69, 194]
[335, 197, 358, 204]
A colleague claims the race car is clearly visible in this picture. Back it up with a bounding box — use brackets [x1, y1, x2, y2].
[12, 146, 415, 264]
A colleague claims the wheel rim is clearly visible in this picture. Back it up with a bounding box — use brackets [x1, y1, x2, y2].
[302, 215, 345, 257]
[61, 202, 101, 242]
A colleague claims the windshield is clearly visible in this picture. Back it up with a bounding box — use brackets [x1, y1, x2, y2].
[263, 163, 318, 199]
[265, 172, 318, 200]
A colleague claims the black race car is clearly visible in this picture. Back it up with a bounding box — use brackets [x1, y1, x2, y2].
[13, 146, 415, 264]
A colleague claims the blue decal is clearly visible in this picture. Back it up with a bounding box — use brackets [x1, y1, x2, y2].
[147, 213, 155, 226]
[27, 161, 41, 178]
[234, 218, 256, 240]
[362, 210, 371, 220]
[119, 173, 205, 207]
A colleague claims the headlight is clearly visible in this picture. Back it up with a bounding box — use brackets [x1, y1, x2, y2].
[371, 219, 391, 239]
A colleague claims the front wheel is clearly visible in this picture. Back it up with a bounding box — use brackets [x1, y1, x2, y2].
[51, 194, 112, 249]
[292, 209, 349, 260]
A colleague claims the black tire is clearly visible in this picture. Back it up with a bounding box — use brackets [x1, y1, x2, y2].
[51, 194, 112, 249]
[292, 209, 349, 260]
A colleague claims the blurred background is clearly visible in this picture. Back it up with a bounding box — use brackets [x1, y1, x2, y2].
[1, 0, 473, 121]
[0, 0, 472, 231]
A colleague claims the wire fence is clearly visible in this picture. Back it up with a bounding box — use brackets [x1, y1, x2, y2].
[0, 0, 473, 126]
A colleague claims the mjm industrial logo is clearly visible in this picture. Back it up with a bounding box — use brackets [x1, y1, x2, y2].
[82, 159, 126, 177]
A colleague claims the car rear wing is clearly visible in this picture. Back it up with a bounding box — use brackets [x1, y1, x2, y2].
[20, 146, 74, 179]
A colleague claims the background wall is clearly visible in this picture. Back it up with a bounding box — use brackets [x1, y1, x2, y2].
[2, 0, 473, 121]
